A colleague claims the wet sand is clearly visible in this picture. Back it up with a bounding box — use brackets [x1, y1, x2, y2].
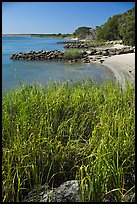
[103, 53, 135, 88]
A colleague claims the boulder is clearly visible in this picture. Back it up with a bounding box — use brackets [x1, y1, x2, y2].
[10, 46, 135, 62]
[23, 180, 81, 202]
[82, 58, 90, 63]
[102, 50, 108, 56]
[100, 59, 105, 63]
[108, 51, 116, 56]
[95, 51, 102, 55]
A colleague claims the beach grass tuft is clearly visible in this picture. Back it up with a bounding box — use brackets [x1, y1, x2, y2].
[2, 79, 135, 202]
[63, 49, 84, 60]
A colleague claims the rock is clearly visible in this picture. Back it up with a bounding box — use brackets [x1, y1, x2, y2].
[85, 50, 92, 55]
[10, 46, 135, 63]
[121, 190, 135, 202]
[23, 180, 81, 202]
[82, 57, 90, 63]
[93, 55, 101, 59]
[100, 59, 105, 63]
[116, 51, 121, 55]
[88, 56, 93, 59]
[95, 51, 102, 55]
[102, 50, 108, 56]
[43, 180, 81, 202]
[102, 189, 135, 202]
[64, 42, 93, 49]
[129, 70, 132, 73]
[108, 51, 116, 56]
[86, 49, 96, 55]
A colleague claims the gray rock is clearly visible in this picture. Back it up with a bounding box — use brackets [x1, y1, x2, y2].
[102, 50, 109, 56]
[10, 46, 135, 62]
[43, 180, 81, 202]
[95, 51, 102, 55]
[87, 49, 97, 55]
[23, 180, 81, 202]
[108, 51, 116, 56]
[100, 59, 105, 63]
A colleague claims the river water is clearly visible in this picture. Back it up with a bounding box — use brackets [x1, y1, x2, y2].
[2, 36, 115, 92]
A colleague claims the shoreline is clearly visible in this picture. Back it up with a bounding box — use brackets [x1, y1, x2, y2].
[9, 36, 135, 88]
[102, 53, 135, 88]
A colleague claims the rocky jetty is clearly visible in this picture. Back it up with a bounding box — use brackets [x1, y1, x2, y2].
[57, 40, 94, 48]
[57, 40, 79, 44]
[64, 43, 95, 49]
[10, 46, 135, 64]
[10, 50, 64, 61]
[57, 40, 96, 48]
[57, 40, 123, 49]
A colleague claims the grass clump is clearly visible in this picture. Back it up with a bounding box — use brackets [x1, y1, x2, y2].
[63, 49, 84, 60]
[2, 80, 135, 202]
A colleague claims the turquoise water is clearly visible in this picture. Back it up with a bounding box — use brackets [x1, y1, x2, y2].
[2, 36, 115, 92]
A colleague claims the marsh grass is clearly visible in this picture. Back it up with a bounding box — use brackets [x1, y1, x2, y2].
[63, 49, 84, 60]
[2, 79, 135, 202]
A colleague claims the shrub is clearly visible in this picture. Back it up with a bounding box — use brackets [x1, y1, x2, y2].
[63, 49, 84, 60]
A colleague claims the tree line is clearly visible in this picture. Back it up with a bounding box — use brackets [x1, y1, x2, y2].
[73, 6, 135, 46]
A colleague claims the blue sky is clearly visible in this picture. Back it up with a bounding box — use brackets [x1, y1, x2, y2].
[2, 2, 135, 34]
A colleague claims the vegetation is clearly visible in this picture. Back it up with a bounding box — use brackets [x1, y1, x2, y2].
[96, 15, 121, 41]
[17, 6, 134, 47]
[73, 7, 135, 46]
[30, 33, 75, 39]
[96, 7, 135, 46]
[118, 7, 135, 46]
[2, 80, 135, 202]
[73, 27, 96, 40]
[6, 7, 134, 47]
[63, 49, 84, 60]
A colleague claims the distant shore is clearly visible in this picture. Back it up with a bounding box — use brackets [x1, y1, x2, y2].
[2, 34, 75, 39]
[2, 34, 31, 37]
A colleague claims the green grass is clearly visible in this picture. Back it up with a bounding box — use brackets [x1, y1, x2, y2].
[63, 49, 84, 60]
[2, 79, 135, 202]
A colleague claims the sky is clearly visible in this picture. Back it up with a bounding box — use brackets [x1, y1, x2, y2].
[2, 2, 135, 34]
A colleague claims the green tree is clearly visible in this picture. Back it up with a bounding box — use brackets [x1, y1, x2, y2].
[73, 27, 93, 39]
[96, 6, 135, 46]
[97, 15, 121, 41]
[118, 7, 135, 46]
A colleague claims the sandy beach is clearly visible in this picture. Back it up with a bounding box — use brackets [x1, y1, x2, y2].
[103, 53, 135, 88]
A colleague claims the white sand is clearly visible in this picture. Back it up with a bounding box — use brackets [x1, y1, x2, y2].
[103, 53, 135, 88]
[112, 44, 125, 49]
[70, 37, 79, 41]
